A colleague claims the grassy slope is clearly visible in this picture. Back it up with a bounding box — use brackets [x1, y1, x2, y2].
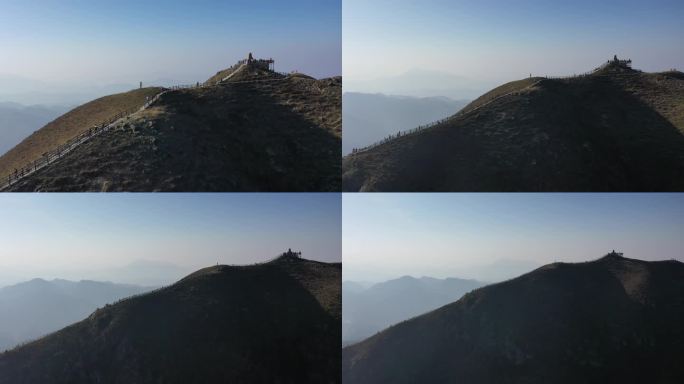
[0, 87, 163, 180]
[7, 75, 341, 191]
[342, 255, 684, 384]
[0, 257, 341, 384]
[206, 66, 240, 84]
[459, 77, 543, 115]
[205, 63, 293, 84]
[342, 70, 684, 191]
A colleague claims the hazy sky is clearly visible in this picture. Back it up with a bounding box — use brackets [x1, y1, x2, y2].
[344, 193, 684, 283]
[0, 193, 341, 286]
[0, 0, 341, 104]
[344, 0, 684, 98]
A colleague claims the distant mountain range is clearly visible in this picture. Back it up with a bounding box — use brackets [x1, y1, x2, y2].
[343, 276, 484, 345]
[90, 259, 192, 287]
[343, 61, 684, 191]
[0, 279, 151, 351]
[342, 93, 468, 155]
[0, 259, 191, 289]
[343, 68, 491, 100]
[0, 102, 69, 156]
[0, 73, 174, 106]
[343, 253, 684, 383]
[0, 255, 341, 383]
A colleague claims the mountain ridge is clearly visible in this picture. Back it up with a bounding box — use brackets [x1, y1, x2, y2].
[343, 60, 684, 191]
[3, 59, 341, 191]
[0, 254, 341, 383]
[342, 252, 684, 383]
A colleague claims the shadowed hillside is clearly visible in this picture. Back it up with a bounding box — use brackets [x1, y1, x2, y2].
[3, 58, 341, 192]
[342, 252, 684, 384]
[0, 253, 341, 384]
[343, 59, 684, 191]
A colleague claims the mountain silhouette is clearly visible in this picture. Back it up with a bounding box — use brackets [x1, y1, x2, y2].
[0, 279, 151, 351]
[0, 253, 341, 384]
[343, 276, 483, 344]
[2, 55, 341, 192]
[343, 59, 684, 191]
[342, 252, 684, 383]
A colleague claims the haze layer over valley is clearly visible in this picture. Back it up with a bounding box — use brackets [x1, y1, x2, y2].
[0, 279, 152, 351]
[342, 93, 468, 155]
[342, 276, 484, 344]
[1, 1, 340, 106]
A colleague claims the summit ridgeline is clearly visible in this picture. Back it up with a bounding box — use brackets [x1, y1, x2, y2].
[1, 53, 341, 192]
[343, 56, 684, 192]
[0, 251, 341, 384]
[206, 52, 279, 84]
[343, 252, 684, 384]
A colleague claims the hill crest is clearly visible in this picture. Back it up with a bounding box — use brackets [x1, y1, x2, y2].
[342, 253, 684, 383]
[343, 58, 684, 191]
[3, 58, 341, 191]
[0, 252, 341, 383]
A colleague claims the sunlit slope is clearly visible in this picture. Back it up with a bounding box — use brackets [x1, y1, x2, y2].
[0, 87, 162, 180]
[206, 63, 279, 84]
[458, 77, 543, 115]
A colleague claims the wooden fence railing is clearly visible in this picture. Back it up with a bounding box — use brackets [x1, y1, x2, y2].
[0, 89, 170, 190]
[0, 71, 296, 190]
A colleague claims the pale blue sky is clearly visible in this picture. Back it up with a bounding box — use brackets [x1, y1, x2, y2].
[0, 193, 341, 284]
[344, 0, 684, 97]
[344, 193, 684, 282]
[0, 0, 341, 104]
